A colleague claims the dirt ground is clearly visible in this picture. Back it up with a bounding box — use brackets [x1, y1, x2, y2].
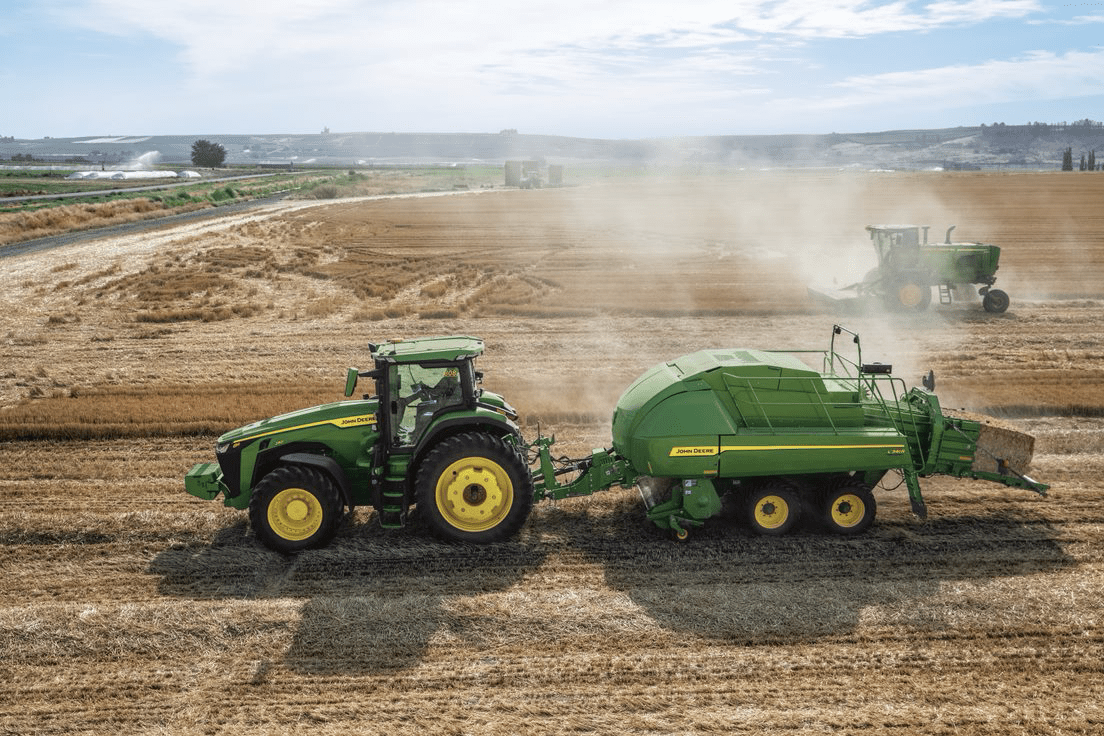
[1, 171, 1103, 734]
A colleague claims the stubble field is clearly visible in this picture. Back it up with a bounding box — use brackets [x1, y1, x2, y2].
[1, 170, 1103, 734]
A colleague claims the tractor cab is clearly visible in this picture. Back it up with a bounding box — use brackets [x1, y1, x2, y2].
[348, 336, 486, 449]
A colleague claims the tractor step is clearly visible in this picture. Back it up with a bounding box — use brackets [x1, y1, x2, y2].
[377, 476, 408, 529]
[938, 284, 953, 304]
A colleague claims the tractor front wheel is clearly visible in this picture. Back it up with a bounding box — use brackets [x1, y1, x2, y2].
[249, 465, 343, 553]
[415, 432, 534, 544]
[746, 484, 801, 536]
[822, 483, 876, 535]
[983, 288, 1010, 313]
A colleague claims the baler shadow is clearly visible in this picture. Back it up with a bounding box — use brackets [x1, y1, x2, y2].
[147, 515, 550, 674]
[538, 495, 1074, 644]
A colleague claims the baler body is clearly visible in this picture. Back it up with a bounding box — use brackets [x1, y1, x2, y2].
[535, 326, 1046, 537]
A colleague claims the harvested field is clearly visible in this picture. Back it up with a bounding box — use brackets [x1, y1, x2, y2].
[1, 170, 1103, 734]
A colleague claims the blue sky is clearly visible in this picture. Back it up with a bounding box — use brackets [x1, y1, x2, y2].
[2, 1, 1102, 139]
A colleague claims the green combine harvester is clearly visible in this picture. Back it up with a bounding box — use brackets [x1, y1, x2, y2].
[809, 225, 1011, 313]
[186, 326, 1047, 551]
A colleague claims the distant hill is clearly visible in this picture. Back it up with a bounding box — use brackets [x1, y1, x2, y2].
[4, 124, 1103, 171]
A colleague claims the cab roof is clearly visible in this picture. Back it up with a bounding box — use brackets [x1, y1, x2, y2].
[372, 335, 484, 364]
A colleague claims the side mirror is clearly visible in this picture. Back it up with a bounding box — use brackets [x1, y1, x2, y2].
[922, 370, 936, 391]
[344, 367, 359, 398]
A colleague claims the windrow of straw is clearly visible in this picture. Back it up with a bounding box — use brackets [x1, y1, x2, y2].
[0, 383, 337, 440]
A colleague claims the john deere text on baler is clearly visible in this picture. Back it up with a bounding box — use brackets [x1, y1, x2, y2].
[185, 327, 1047, 551]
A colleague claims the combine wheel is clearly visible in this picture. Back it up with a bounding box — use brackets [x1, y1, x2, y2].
[745, 484, 801, 536]
[415, 432, 534, 544]
[982, 288, 1009, 314]
[249, 465, 343, 553]
[822, 482, 876, 535]
[887, 278, 932, 311]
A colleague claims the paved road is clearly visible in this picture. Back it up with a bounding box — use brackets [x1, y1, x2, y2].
[0, 193, 290, 260]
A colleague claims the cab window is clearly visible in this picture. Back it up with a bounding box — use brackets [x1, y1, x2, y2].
[389, 363, 464, 446]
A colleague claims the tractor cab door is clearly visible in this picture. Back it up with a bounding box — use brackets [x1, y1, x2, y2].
[871, 227, 921, 270]
[388, 362, 469, 448]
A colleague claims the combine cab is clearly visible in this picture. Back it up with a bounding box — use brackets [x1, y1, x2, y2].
[810, 225, 1011, 313]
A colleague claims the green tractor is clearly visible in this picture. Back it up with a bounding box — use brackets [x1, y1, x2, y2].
[809, 225, 1010, 313]
[187, 327, 1048, 551]
[185, 336, 533, 552]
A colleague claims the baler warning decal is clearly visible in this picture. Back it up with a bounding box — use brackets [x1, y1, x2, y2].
[669, 443, 905, 457]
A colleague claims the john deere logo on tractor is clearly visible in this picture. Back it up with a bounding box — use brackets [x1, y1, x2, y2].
[338, 414, 377, 427]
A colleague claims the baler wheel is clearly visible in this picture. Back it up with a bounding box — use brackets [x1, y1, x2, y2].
[746, 484, 801, 536]
[822, 483, 876, 535]
[415, 432, 534, 544]
[249, 465, 343, 553]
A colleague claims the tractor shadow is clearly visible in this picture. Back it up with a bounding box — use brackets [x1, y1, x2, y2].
[148, 494, 1073, 673]
[147, 513, 550, 675]
[535, 491, 1074, 644]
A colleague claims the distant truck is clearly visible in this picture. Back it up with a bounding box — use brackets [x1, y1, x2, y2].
[810, 225, 1010, 313]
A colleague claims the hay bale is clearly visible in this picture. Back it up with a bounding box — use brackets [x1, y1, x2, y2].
[945, 408, 1036, 476]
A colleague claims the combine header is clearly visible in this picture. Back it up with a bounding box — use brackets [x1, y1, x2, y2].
[186, 326, 1047, 551]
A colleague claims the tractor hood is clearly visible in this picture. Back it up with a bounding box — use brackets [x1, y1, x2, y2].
[218, 399, 380, 448]
[476, 389, 520, 420]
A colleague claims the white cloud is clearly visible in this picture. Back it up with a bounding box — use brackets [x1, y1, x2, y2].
[793, 48, 1104, 112]
[62, 1, 1044, 78]
[1030, 14, 1104, 26]
[38, 0, 1078, 136]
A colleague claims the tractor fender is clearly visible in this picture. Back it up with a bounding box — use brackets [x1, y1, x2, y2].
[278, 452, 354, 510]
[413, 417, 523, 468]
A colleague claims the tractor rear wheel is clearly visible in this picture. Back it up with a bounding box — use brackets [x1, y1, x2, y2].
[249, 465, 343, 553]
[822, 482, 876, 535]
[983, 288, 1010, 313]
[746, 483, 801, 536]
[415, 432, 534, 544]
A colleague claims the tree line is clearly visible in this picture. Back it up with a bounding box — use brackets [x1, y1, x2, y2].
[1062, 147, 1098, 171]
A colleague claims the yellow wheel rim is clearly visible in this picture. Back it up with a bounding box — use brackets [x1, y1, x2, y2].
[898, 284, 925, 308]
[267, 487, 324, 541]
[435, 456, 514, 532]
[754, 494, 790, 530]
[830, 493, 866, 528]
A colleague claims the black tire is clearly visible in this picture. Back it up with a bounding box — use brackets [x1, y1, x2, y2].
[887, 277, 932, 311]
[415, 432, 534, 544]
[249, 465, 343, 553]
[983, 288, 1010, 313]
[745, 483, 801, 536]
[822, 482, 876, 536]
